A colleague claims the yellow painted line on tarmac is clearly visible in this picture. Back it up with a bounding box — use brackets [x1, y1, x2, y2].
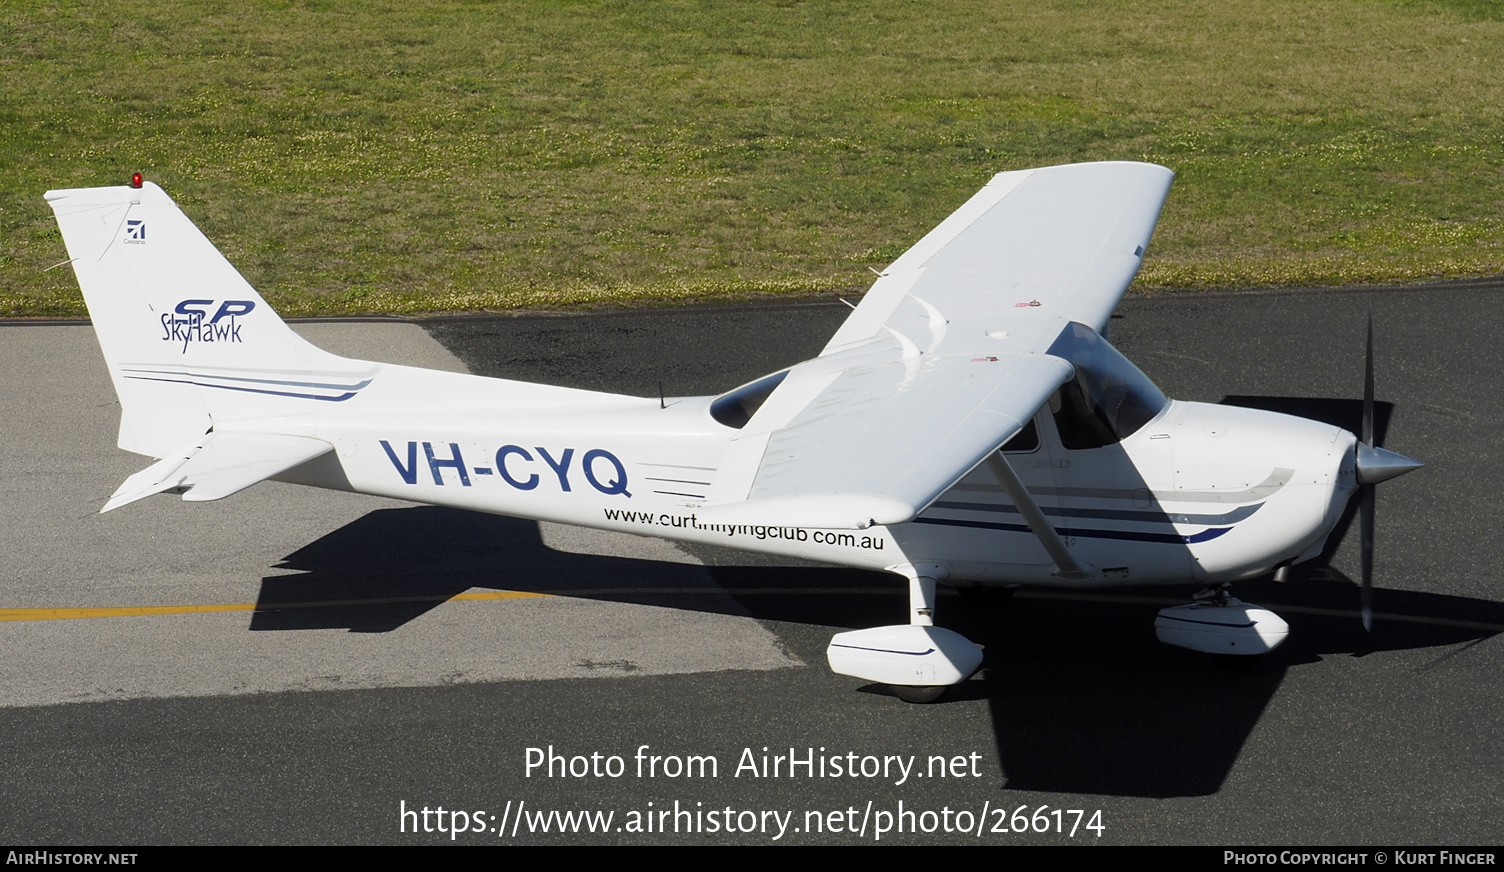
[0, 590, 551, 623]
[0, 603, 256, 621]
[14, 585, 1495, 634]
[0, 587, 887, 623]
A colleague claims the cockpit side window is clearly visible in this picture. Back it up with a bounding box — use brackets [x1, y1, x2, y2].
[1046, 321, 1168, 449]
[1051, 379, 1118, 450]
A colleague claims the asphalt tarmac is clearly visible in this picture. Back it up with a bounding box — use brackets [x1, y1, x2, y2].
[2, 283, 1500, 845]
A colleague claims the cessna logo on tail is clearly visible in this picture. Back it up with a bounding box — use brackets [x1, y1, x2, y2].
[124, 219, 146, 243]
[161, 299, 256, 352]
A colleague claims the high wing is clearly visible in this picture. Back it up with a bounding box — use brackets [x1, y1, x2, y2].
[701, 161, 1175, 529]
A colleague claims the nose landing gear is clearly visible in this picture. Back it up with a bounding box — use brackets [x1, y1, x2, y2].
[1154, 583, 1289, 658]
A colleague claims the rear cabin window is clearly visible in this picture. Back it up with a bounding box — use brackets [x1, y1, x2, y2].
[1000, 418, 1040, 452]
[709, 370, 790, 429]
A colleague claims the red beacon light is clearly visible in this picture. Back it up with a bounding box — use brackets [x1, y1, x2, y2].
[129, 173, 143, 189]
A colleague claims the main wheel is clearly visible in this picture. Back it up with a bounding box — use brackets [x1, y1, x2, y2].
[889, 684, 947, 704]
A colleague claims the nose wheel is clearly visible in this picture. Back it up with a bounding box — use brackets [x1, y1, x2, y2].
[1155, 583, 1289, 658]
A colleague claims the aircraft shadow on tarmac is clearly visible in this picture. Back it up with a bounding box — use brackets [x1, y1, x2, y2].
[249, 507, 752, 632]
[960, 574, 1498, 798]
[247, 492, 1498, 799]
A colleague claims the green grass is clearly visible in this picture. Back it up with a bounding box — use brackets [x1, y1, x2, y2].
[4, 0, 1503, 317]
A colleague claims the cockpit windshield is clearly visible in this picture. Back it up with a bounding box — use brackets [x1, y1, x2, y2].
[1045, 321, 1168, 449]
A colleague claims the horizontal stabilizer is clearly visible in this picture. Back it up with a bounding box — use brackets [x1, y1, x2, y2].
[102, 432, 333, 513]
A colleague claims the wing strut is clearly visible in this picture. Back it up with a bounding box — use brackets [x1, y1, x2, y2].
[983, 452, 1092, 581]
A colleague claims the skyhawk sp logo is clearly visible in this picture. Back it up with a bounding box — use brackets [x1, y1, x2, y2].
[161, 299, 256, 352]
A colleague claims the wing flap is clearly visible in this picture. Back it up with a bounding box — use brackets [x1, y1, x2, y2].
[101, 432, 333, 512]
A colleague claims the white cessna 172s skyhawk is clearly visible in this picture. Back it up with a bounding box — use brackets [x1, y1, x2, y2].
[48, 161, 1421, 702]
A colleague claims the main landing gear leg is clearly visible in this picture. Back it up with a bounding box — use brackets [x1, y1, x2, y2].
[892, 572, 945, 702]
[825, 564, 983, 704]
[909, 572, 936, 627]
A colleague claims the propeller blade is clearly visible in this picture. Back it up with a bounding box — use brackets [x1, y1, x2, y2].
[1358, 313, 1377, 632]
[1360, 482, 1374, 632]
[1362, 313, 1375, 448]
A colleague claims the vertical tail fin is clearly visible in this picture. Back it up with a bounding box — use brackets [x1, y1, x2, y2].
[46, 181, 373, 458]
